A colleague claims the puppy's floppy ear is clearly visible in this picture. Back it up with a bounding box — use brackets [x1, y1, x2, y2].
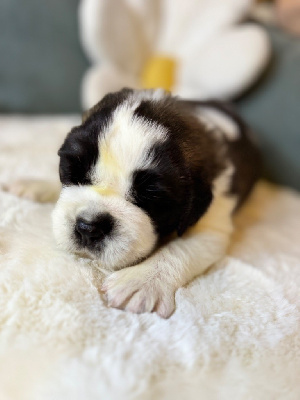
[177, 171, 213, 236]
[82, 107, 95, 124]
[57, 135, 85, 157]
[81, 101, 102, 123]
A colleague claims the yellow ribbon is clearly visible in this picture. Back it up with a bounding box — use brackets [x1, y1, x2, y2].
[141, 55, 176, 92]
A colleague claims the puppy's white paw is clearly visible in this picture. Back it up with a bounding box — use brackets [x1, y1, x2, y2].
[1, 179, 60, 203]
[101, 261, 176, 318]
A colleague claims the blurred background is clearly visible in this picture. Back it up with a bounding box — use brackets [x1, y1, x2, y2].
[0, 0, 88, 113]
[0, 0, 299, 189]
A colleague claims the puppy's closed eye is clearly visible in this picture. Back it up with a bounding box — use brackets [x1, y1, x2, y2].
[132, 170, 174, 203]
[131, 169, 182, 237]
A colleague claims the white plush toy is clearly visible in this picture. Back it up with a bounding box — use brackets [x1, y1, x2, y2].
[79, 0, 271, 110]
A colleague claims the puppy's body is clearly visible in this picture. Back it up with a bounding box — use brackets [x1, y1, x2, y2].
[7, 89, 261, 318]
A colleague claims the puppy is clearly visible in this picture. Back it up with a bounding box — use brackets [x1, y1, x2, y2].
[6, 89, 261, 318]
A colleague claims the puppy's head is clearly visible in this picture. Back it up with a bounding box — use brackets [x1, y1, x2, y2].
[52, 89, 213, 270]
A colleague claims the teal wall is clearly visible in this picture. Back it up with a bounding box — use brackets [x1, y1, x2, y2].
[237, 26, 300, 191]
[0, 0, 89, 113]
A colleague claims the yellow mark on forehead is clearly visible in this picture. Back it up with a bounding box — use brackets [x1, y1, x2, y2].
[93, 132, 124, 197]
[91, 185, 118, 197]
[100, 137, 121, 175]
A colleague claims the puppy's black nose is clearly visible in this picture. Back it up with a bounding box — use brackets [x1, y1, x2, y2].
[75, 213, 114, 246]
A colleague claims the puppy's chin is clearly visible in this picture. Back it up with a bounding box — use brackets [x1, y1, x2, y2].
[71, 247, 149, 272]
[52, 186, 157, 271]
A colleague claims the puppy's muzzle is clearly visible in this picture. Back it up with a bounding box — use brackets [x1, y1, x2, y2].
[75, 213, 114, 247]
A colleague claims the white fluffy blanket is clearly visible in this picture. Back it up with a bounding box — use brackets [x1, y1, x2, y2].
[0, 116, 300, 400]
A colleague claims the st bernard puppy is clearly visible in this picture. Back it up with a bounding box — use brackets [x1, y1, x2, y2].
[6, 88, 261, 318]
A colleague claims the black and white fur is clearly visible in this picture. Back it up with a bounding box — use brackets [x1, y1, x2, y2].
[7, 89, 261, 318]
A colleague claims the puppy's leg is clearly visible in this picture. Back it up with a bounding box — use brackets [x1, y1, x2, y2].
[102, 193, 236, 318]
[1, 179, 61, 203]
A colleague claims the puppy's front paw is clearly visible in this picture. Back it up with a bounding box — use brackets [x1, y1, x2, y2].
[101, 261, 176, 318]
[1, 179, 60, 203]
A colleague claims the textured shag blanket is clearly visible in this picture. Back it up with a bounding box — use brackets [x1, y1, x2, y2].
[0, 116, 299, 400]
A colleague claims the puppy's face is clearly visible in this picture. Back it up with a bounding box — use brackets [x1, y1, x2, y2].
[52, 89, 212, 270]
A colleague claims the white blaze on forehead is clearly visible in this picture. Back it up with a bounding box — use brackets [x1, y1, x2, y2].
[130, 88, 169, 102]
[91, 103, 167, 195]
[196, 106, 240, 140]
